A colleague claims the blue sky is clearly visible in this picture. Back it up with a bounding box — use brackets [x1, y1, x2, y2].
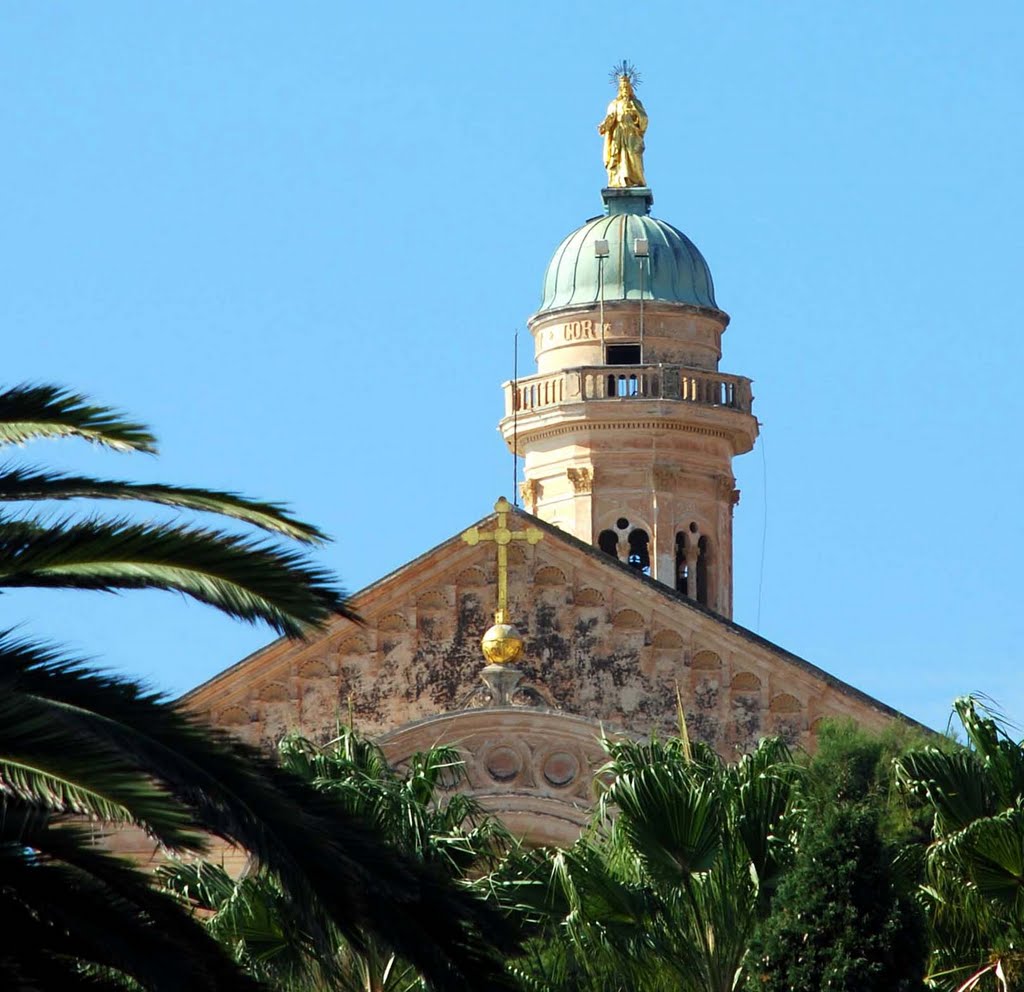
[3, 2, 1023, 733]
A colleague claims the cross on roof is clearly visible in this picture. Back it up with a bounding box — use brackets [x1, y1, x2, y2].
[461, 497, 542, 624]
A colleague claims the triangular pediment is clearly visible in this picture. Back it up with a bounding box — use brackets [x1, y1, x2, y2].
[185, 504, 915, 758]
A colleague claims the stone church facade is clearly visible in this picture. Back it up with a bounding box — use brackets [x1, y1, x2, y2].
[182, 167, 914, 846]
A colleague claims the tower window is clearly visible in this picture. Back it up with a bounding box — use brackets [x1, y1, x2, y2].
[606, 345, 642, 397]
[627, 529, 650, 575]
[598, 530, 619, 559]
[675, 532, 688, 596]
[696, 535, 710, 606]
[606, 344, 641, 365]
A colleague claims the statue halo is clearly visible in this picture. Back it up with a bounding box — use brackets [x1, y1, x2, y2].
[608, 60, 642, 88]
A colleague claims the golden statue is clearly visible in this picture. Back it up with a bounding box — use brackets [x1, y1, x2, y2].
[599, 70, 648, 188]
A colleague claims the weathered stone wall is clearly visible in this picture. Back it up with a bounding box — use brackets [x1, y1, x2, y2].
[185, 514, 901, 760]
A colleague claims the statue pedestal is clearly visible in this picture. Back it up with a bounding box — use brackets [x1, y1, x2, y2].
[602, 186, 653, 215]
[480, 664, 523, 707]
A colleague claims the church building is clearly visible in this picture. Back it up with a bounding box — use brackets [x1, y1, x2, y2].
[184, 72, 912, 846]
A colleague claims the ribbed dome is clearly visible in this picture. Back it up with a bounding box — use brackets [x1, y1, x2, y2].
[539, 189, 717, 313]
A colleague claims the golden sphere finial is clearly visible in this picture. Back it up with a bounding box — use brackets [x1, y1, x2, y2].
[481, 621, 524, 666]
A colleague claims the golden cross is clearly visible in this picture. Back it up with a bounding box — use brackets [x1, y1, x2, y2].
[461, 497, 542, 623]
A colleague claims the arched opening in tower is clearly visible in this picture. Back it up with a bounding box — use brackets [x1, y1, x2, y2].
[598, 529, 619, 559]
[627, 529, 650, 575]
[675, 532, 689, 595]
[696, 535, 711, 606]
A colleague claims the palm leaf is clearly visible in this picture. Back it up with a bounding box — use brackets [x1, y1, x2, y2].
[607, 764, 723, 882]
[954, 696, 1024, 807]
[0, 517, 352, 635]
[4, 639, 520, 991]
[160, 860, 325, 989]
[0, 805, 263, 991]
[895, 745, 994, 834]
[0, 384, 155, 452]
[0, 466, 327, 543]
[0, 681, 199, 847]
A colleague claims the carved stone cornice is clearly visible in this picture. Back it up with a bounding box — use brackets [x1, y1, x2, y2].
[566, 467, 593, 494]
[509, 420, 740, 446]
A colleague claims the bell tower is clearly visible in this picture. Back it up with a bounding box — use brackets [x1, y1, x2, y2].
[500, 72, 757, 618]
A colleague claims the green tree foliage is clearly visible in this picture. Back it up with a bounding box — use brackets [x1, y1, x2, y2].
[745, 718, 933, 992]
[804, 718, 938, 846]
[747, 801, 927, 992]
[0, 385, 518, 991]
[160, 727, 515, 992]
[896, 696, 1024, 992]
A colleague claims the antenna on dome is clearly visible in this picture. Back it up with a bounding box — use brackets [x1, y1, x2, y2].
[635, 237, 649, 358]
[595, 239, 609, 358]
[512, 330, 519, 506]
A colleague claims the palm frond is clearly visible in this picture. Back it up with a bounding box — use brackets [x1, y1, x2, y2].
[896, 745, 994, 835]
[3, 638, 520, 990]
[0, 384, 155, 452]
[0, 805, 263, 991]
[160, 860, 325, 989]
[0, 466, 328, 543]
[954, 695, 1024, 806]
[0, 517, 352, 635]
[606, 763, 723, 883]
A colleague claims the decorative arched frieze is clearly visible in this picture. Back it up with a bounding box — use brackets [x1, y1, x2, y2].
[770, 693, 802, 714]
[534, 565, 567, 586]
[574, 587, 605, 607]
[336, 635, 371, 658]
[651, 629, 685, 649]
[506, 543, 528, 564]
[691, 649, 722, 670]
[730, 671, 761, 691]
[612, 608, 645, 630]
[416, 589, 451, 637]
[416, 590, 447, 610]
[216, 705, 252, 727]
[297, 658, 330, 679]
[256, 681, 290, 703]
[377, 613, 409, 632]
[768, 694, 806, 747]
[645, 627, 685, 680]
[456, 567, 486, 587]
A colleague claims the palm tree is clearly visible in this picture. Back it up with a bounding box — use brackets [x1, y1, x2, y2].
[895, 696, 1024, 992]
[160, 727, 514, 991]
[0, 384, 519, 991]
[0, 383, 351, 633]
[502, 733, 803, 992]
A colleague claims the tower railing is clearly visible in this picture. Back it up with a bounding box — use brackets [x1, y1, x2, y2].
[506, 365, 753, 416]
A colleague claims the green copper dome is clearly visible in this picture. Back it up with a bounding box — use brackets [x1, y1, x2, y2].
[539, 188, 718, 313]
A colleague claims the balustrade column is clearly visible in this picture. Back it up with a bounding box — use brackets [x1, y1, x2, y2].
[506, 367, 751, 413]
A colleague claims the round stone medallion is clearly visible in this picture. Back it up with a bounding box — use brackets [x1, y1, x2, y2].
[542, 751, 579, 788]
[485, 745, 523, 783]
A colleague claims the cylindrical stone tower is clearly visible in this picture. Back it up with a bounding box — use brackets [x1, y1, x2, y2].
[500, 185, 758, 618]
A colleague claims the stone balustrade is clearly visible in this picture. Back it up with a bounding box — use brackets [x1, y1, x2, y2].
[505, 365, 753, 416]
